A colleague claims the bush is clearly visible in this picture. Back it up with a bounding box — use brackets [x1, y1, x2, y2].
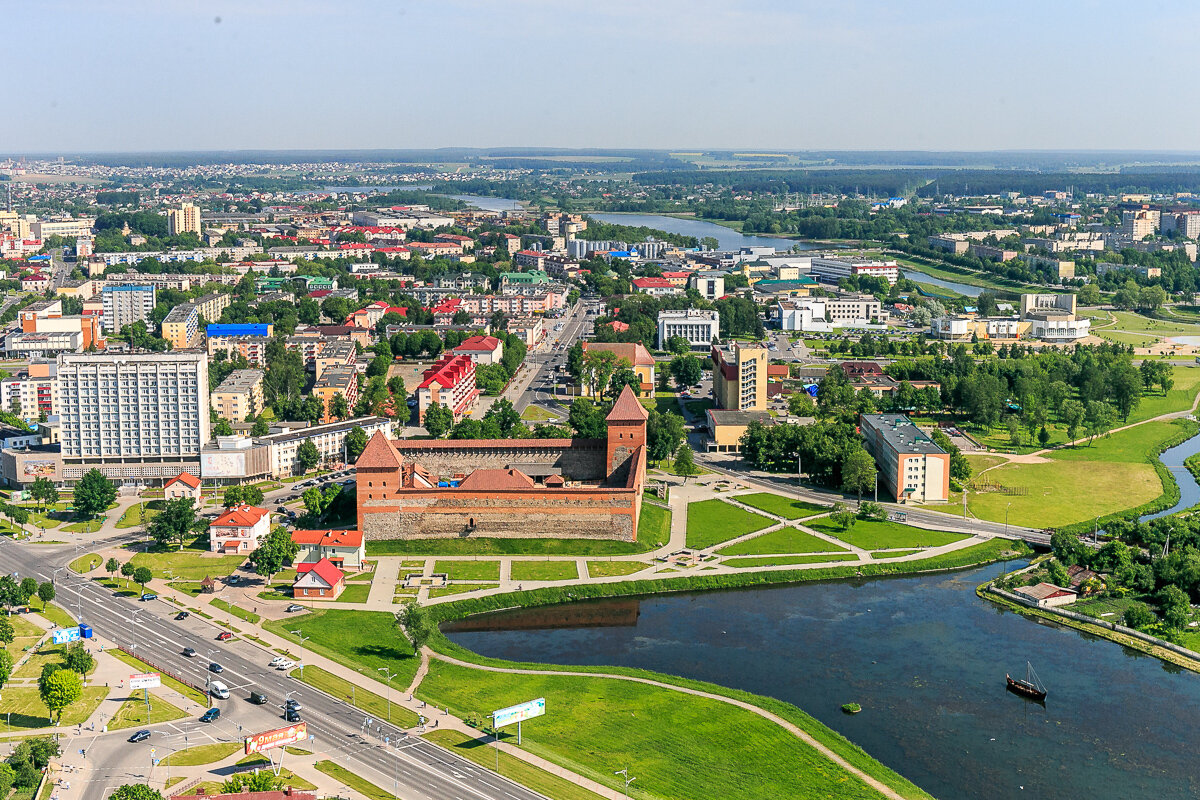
[857, 501, 887, 521]
[1123, 602, 1156, 629]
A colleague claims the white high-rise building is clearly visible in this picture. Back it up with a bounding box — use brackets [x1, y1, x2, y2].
[58, 352, 209, 483]
[657, 309, 720, 349]
[101, 284, 156, 333]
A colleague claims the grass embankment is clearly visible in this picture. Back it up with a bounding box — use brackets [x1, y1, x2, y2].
[69, 553, 103, 574]
[430, 583, 498, 598]
[733, 492, 828, 519]
[968, 418, 1193, 528]
[0, 688, 107, 733]
[314, 761, 396, 800]
[129, 544, 245, 580]
[806, 518, 967, 551]
[717, 526, 848, 556]
[586, 561, 648, 578]
[3, 616, 43, 661]
[107, 693, 188, 729]
[685, 499, 773, 549]
[424, 730, 609, 800]
[434, 561, 502, 582]
[722, 554, 856, 568]
[160, 742, 241, 767]
[37, 604, 76, 629]
[510, 561, 579, 582]
[333, 583, 371, 603]
[263, 609, 421, 689]
[210, 598, 261, 624]
[293, 665, 419, 728]
[107, 649, 209, 705]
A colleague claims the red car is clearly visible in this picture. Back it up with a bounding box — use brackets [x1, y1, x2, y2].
[217, 631, 234, 641]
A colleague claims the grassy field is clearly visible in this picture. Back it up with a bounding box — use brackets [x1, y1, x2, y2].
[107, 692, 188, 730]
[807, 518, 967, 550]
[424, 730, 608, 800]
[69, 552, 103, 574]
[510, 561, 579, 582]
[333, 582, 371, 603]
[429, 583, 499, 597]
[418, 659, 916, 800]
[1069, 596, 1138, 621]
[968, 419, 1186, 528]
[716, 526, 848, 556]
[263, 609, 421, 689]
[315, 761, 396, 800]
[0, 687, 108, 733]
[210, 598, 261, 624]
[434, 561, 502, 582]
[107, 649, 210, 705]
[871, 550, 922, 559]
[685, 499, 773, 549]
[722, 554, 857, 568]
[116, 503, 159, 529]
[733, 493, 828, 519]
[37, 604, 76, 629]
[129, 547, 245, 580]
[159, 742, 241, 767]
[519, 405, 561, 422]
[1123, 365, 1200, 424]
[294, 665, 419, 728]
[586, 561, 648, 578]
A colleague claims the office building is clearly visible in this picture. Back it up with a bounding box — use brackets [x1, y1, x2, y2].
[58, 352, 210, 484]
[657, 309, 719, 350]
[101, 284, 156, 332]
[810, 256, 900, 286]
[711, 342, 767, 411]
[212, 369, 265, 422]
[167, 202, 202, 237]
[860, 414, 949, 504]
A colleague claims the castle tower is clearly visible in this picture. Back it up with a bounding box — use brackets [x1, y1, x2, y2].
[605, 384, 649, 479]
[354, 430, 402, 531]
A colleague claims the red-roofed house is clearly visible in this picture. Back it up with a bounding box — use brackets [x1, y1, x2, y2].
[417, 353, 479, 424]
[453, 335, 504, 365]
[661, 270, 692, 288]
[164, 472, 202, 503]
[291, 529, 365, 570]
[631, 277, 680, 297]
[499, 233, 522, 252]
[513, 250, 547, 270]
[434, 233, 475, 250]
[208, 504, 271, 554]
[346, 301, 406, 329]
[606, 321, 630, 333]
[406, 241, 463, 257]
[292, 557, 345, 599]
[429, 297, 464, 324]
[582, 342, 656, 397]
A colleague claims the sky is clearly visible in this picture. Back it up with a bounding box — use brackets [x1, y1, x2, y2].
[10, 0, 1200, 153]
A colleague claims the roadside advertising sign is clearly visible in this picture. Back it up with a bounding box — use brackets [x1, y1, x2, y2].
[129, 673, 162, 690]
[245, 722, 308, 755]
[52, 627, 81, 645]
[492, 698, 546, 728]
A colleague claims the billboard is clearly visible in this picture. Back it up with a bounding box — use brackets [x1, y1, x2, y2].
[245, 722, 308, 755]
[492, 698, 545, 729]
[201, 450, 246, 479]
[23, 461, 58, 478]
[129, 672, 161, 690]
[52, 627, 80, 645]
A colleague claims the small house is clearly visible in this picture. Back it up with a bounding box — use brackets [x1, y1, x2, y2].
[200, 575, 216, 594]
[290, 529, 365, 571]
[1014, 582, 1078, 608]
[164, 472, 203, 503]
[292, 558, 344, 600]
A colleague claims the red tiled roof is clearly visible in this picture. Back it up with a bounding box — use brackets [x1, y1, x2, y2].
[296, 557, 343, 588]
[607, 321, 630, 332]
[583, 341, 654, 367]
[391, 438, 588, 449]
[419, 354, 474, 390]
[454, 335, 501, 353]
[165, 472, 201, 489]
[632, 277, 672, 289]
[606, 385, 649, 423]
[211, 504, 268, 528]
[291, 529, 364, 548]
[356, 430, 402, 469]
[456, 468, 536, 491]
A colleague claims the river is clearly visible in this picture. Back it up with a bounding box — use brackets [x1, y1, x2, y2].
[446, 560, 1200, 800]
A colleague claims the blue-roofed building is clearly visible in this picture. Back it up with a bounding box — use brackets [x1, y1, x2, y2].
[206, 324, 274, 365]
[206, 324, 273, 338]
[101, 284, 156, 332]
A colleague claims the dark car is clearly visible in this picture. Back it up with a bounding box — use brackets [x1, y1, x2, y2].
[285, 699, 301, 711]
[284, 604, 304, 613]
[175, 611, 189, 620]
[227, 575, 241, 585]
[277, 504, 288, 512]
[209, 662, 223, 673]
[217, 631, 234, 641]
[139, 593, 158, 601]
[127, 730, 151, 743]
[182, 647, 197, 658]
[249, 691, 269, 705]
[284, 710, 301, 722]
[200, 708, 220, 723]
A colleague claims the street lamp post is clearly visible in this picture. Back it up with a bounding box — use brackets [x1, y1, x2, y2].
[796, 453, 803, 500]
[614, 768, 636, 798]
[291, 631, 310, 679]
[1005, 502, 1012, 539]
[377, 667, 396, 722]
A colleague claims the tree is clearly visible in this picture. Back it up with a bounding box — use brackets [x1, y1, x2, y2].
[300, 394, 324, 424]
[401, 600, 435, 651]
[36, 582, 54, 610]
[1123, 602, 1156, 629]
[105, 557, 120, 581]
[222, 486, 244, 508]
[1037, 426, 1050, 449]
[1108, 362, 1143, 422]
[666, 335, 692, 355]
[242, 485, 264, 506]
[841, 448, 877, 503]
[38, 667, 82, 722]
[829, 502, 856, 531]
[109, 785, 164, 800]
[19, 577, 36, 607]
[1085, 400, 1115, 444]
[669, 355, 703, 389]
[422, 404, 454, 439]
[213, 418, 234, 437]
[1061, 398, 1086, 444]
[673, 445, 698, 480]
[251, 416, 270, 436]
[63, 641, 94, 679]
[1158, 584, 1191, 630]
[1050, 531, 1088, 566]
[0, 616, 12, 646]
[483, 399, 521, 437]
[787, 391, 815, 417]
[29, 476, 58, 512]
[133, 567, 153, 595]
[345, 426, 369, 463]
[0, 648, 12, 702]
[1076, 284, 1102, 307]
[646, 410, 685, 464]
[568, 398, 607, 439]
[147, 498, 197, 551]
[249, 527, 300, 582]
[295, 440, 320, 474]
[74, 469, 117, 520]
[120, 561, 135, 586]
[580, 349, 623, 397]
[223, 772, 283, 794]
[330, 392, 350, 420]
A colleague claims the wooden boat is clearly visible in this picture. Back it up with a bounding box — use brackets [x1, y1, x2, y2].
[1006, 661, 1047, 701]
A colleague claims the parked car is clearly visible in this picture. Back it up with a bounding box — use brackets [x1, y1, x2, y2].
[200, 708, 220, 723]
[269, 656, 287, 667]
[275, 660, 294, 671]
[139, 593, 158, 602]
[226, 575, 241, 585]
[217, 631, 234, 641]
[209, 662, 224, 673]
[182, 647, 197, 658]
[285, 604, 305, 613]
[127, 730, 151, 743]
[175, 611, 189, 620]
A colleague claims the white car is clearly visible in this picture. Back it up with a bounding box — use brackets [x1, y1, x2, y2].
[275, 660, 295, 671]
[269, 656, 287, 667]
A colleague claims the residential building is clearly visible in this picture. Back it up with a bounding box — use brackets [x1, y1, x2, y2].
[212, 369, 265, 422]
[688, 272, 725, 300]
[206, 324, 274, 365]
[208, 503, 270, 553]
[18, 299, 103, 351]
[264, 416, 392, 477]
[1122, 207, 1160, 239]
[810, 256, 900, 285]
[292, 558, 345, 599]
[167, 202, 202, 237]
[312, 365, 358, 423]
[507, 316, 545, 347]
[192, 292, 232, 323]
[291, 529, 365, 570]
[657, 309, 719, 350]
[58, 352, 210, 484]
[581, 342, 656, 396]
[711, 342, 768, 411]
[93, 245, 261, 267]
[705, 409, 774, 453]
[631, 277, 680, 296]
[417, 354, 479, 423]
[1017, 253, 1076, 280]
[161, 303, 200, 349]
[1160, 209, 1200, 239]
[969, 243, 1019, 262]
[860, 413, 949, 504]
[452, 335, 504, 365]
[0, 360, 57, 420]
[927, 234, 969, 254]
[100, 284, 156, 333]
[163, 471, 203, 503]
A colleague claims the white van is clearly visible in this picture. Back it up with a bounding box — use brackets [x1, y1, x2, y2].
[209, 681, 229, 700]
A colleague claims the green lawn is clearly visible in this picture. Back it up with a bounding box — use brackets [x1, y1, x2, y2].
[434, 561, 502, 582]
[520, 405, 561, 422]
[107, 692, 188, 730]
[129, 549, 245, 580]
[63, 517, 106, 533]
[685, 499, 773, 549]
[160, 742, 241, 767]
[733, 493, 828, 519]
[638, 502, 671, 548]
[333, 582, 371, 603]
[263, 609, 421, 689]
[0, 687, 108, 733]
[716, 526, 848, 556]
[968, 419, 1187, 528]
[116, 503, 159, 529]
[586, 561, 649, 578]
[417, 659, 917, 800]
[510, 561, 579, 582]
[1070, 595, 1139, 621]
[1123, 366, 1200, 425]
[4, 616, 44, 661]
[69, 552, 103, 574]
[425, 730, 608, 800]
[294, 665, 419, 728]
[210, 598, 261, 624]
[806, 518, 967, 551]
[37, 604, 76, 629]
[870, 550, 922, 559]
[429, 583, 499, 598]
[722, 554, 857, 568]
[315, 761, 396, 800]
[107, 649, 209, 705]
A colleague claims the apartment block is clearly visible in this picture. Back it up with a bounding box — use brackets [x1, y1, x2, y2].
[0, 360, 57, 420]
[689, 272, 725, 300]
[58, 352, 210, 484]
[417, 354, 479, 423]
[711, 342, 767, 411]
[101, 284, 156, 332]
[860, 414, 949, 504]
[206, 324, 274, 365]
[1122, 208, 1160, 239]
[212, 369, 265, 422]
[313, 365, 359, 423]
[657, 309, 719, 350]
[161, 303, 200, 349]
[167, 202, 202, 237]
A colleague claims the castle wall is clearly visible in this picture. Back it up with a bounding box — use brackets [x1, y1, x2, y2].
[391, 440, 607, 481]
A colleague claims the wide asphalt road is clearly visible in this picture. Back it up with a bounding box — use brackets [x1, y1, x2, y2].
[0, 534, 551, 800]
